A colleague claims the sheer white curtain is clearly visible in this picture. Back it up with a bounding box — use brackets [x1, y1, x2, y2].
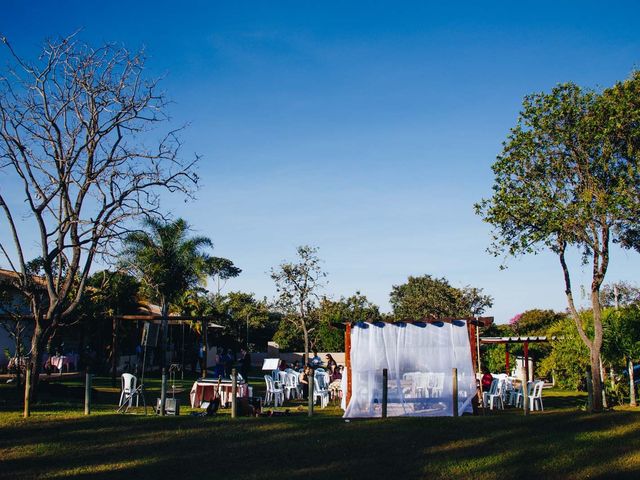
[343, 321, 476, 418]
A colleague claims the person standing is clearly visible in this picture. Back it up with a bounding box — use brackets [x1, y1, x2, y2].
[240, 348, 251, 381]
[310, 349, 322, 368]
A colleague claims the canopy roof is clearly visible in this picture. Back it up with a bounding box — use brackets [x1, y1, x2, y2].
[480, 336, 555, 344]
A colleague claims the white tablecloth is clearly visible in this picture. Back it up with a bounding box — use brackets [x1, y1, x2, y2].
[190, 380, 250, 408]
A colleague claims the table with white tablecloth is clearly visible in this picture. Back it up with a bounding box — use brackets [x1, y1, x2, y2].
[44, 354, 79, 373]
[190, 380, 251, 408]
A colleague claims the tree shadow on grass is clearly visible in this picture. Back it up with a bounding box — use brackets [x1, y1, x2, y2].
[2, 409, 640, 480]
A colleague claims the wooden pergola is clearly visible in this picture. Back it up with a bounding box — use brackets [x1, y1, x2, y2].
[479, 335, 555, 380]
[113, 314, 224, 384]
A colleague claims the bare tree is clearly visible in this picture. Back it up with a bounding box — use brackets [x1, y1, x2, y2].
[270, 245, 327, 366]
[0, 34, 199, 416]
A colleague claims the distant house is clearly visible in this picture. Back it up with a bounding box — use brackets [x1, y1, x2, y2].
[0, 269, 39, 366]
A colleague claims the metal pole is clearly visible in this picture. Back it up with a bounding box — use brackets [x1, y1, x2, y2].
[382, 368, 388, 418]
[231, 368, 237, 418]
[308, 372, 314, 417]
[452, 367, 459, 417]
[84, 368, 92, 415]
[160, 367, 167, 416]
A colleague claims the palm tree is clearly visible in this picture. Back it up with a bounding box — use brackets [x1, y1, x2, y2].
[122, 218, 213, 371]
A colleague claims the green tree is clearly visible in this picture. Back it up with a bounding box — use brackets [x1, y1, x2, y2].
[77, 270, 140, 379]
[600, 282, 640, 308]
[314, 292, 381, 351]
[538, 315, 590, 390]
[270, 245, 327, 365]
[476, 76, 640, 412]
[220, 291, 271, 348]
[603, 306, 640, 406]
[122, 218, 212, 371]
[389, 275, 469, 320]
[461, 286, 494, 316]
[207, 257, 242, 297]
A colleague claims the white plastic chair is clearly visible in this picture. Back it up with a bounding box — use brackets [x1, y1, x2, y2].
[515, 381, 534, 408]
[264, 375, 284, 407]
[488, 379, 505, 410]
[431, 372, 445, 398]
[284, 372, 300, 399]
[119, 373, 139, 407]
[482, 379, 498, 407]
[414, 373, 430, 398]
[277, 370, 288, 389]
[529, 381, 544, 411]
[313, 376, 329, 408]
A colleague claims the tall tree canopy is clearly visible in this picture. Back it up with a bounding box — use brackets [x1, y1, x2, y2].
[389, 275, 474, 320]
[270, 245, 327, 365]
[476, 74, 640, 412]
[0, 34, 198, 415]
[315, 292, 381, 351]
[122, 218, 212, 370]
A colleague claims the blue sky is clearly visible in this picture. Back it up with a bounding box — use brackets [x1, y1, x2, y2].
[2, 1, 640, 322]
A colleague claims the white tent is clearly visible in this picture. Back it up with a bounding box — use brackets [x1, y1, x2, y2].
[343, 320, 476, 418]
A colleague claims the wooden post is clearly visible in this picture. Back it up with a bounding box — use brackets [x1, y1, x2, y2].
[505, 346, 510, 375]
[522, 373, 529, 417]
[23, 363, 31, 418]
[84, 368, 92, 415]
[345, 323, 352, 407]
[381, 368, 388, 418]
[160, 367, 166, 416]
[111, 316, 118, 388]
[308, 372, 314, 417]
[524, 341, 530, 382]
[202, 318, 208, 379]
[452, 367, 459, 417]
[231, 368, 237, 419]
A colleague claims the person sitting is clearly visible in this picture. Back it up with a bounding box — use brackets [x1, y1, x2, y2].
[325, 354, 337, 373]
[481, 367, 493, 393]
[328, 365, 343, 400]
[299, 366, 312, 399]
[330, 364, 343, 383]
[224, 349, 235, 378]
[278, 359, 287, 371]
[292, 360, 301, 371]
[310, 349, 322, 368]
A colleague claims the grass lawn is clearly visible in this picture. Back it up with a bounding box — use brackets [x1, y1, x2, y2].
[1, 376, 640, 479]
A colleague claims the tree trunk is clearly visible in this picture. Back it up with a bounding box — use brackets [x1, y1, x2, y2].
[589, 349, 603, 412]
[24, 322, 44, 416]
[302, 324, 309, 368]
[14, 327, 22, 389]
[629, 358, 637, 407]
[610, 363, 616, 389]
[599, 356, 608, 409]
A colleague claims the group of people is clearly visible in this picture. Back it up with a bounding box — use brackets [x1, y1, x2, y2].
[276, 350, 343, 400]
[201, 347, 252, 380]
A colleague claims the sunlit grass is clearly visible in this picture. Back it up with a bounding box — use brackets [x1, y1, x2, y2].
[1, 377, 640, 479]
